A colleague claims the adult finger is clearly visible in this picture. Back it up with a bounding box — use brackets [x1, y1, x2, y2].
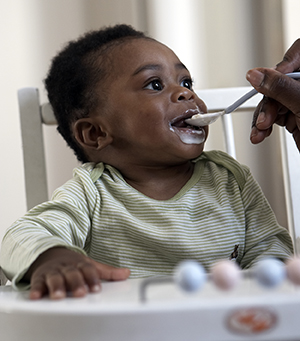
[251, 97, 281, 128]
[246, 68, 300, 117]
[293, 129, 300, 151]
[276, 39, 300, 74]
[250, 125, 273, 145]
[250, 97, 276, 144]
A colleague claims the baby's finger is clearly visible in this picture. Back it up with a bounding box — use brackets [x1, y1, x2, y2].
[60, 266, 88, 298]
[45, 271, 67, 299]
[29, 276, 48, 300]
[90, 260, 130, 281]
[76, 262, 101, 293]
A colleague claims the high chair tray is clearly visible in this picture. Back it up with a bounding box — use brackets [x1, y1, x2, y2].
[0, 277, 300, 341]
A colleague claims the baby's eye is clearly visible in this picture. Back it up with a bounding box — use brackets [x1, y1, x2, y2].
[144, 79, 163, 91]
[181, 78, 193, 90]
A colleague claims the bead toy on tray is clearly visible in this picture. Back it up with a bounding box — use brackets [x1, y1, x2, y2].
[140, 257, 300, 302]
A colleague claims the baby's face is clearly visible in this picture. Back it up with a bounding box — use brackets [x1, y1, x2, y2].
[91, 38, 209, 166]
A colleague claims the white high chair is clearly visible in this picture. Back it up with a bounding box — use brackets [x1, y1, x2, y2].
[16, 87, 299, 252]
[0, 86, 300, 341]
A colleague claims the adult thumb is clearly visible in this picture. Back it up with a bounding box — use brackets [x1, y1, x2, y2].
[246, 68, 300, 116]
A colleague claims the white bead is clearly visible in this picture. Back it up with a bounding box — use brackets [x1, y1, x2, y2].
[174, 260, 206, 292]
[286, 257, 300, 285]
[211, 260, 241, 290]
[254, 258, 286, 288]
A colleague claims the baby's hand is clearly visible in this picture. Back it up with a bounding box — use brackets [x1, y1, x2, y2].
[24, 247, 130, 300]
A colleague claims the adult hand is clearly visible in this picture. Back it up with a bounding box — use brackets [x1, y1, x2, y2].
[246, 39, 300, 151]
[24, 247, 130, 300]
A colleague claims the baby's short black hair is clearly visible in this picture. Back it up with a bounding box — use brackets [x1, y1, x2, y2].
[45, 24, 147, 162]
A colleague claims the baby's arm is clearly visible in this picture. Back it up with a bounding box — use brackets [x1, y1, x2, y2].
[23, 247, 130, 300]
[0, 168, 130, 299]
[239, 169, 293, 268]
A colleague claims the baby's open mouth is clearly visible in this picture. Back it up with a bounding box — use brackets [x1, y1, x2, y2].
[171, 117, 202, 131]
[170, 112, 206, 145]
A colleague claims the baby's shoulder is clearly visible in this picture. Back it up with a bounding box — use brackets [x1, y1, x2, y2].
[72, 162, 105, 183]
[196, 150, 250, 190]
[52, 162, 104, 199]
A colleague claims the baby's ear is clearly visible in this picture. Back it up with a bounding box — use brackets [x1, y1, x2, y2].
[73, 118, 113, 151]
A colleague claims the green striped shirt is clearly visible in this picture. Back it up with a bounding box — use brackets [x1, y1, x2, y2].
[0, 151, 293, 286]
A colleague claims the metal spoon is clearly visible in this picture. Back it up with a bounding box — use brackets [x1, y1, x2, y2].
[185, 72, 300, 126]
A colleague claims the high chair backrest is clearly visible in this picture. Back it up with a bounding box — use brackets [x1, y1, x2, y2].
[18, 88, 55, 210]
[17, 87, 300, 254]
[280, 128, 300, 253]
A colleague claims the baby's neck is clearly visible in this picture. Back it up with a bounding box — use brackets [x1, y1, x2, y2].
[120, 162, 195, 200]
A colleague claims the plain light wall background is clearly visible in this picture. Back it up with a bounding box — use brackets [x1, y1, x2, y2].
[0, 0, 299, 243]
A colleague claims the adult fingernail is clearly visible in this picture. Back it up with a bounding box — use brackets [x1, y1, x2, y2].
[256, 111, 266, 125]
[246, 69, 265, 87]
[250, 126, 258, 139]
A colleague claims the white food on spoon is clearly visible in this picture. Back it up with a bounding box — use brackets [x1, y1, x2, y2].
[185, 111, 224, 126]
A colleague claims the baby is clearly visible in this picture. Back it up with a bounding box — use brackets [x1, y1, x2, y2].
[0, 24, 293, 300]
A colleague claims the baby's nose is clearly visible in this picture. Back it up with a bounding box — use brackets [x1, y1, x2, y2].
[172, 87, 195, 102]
